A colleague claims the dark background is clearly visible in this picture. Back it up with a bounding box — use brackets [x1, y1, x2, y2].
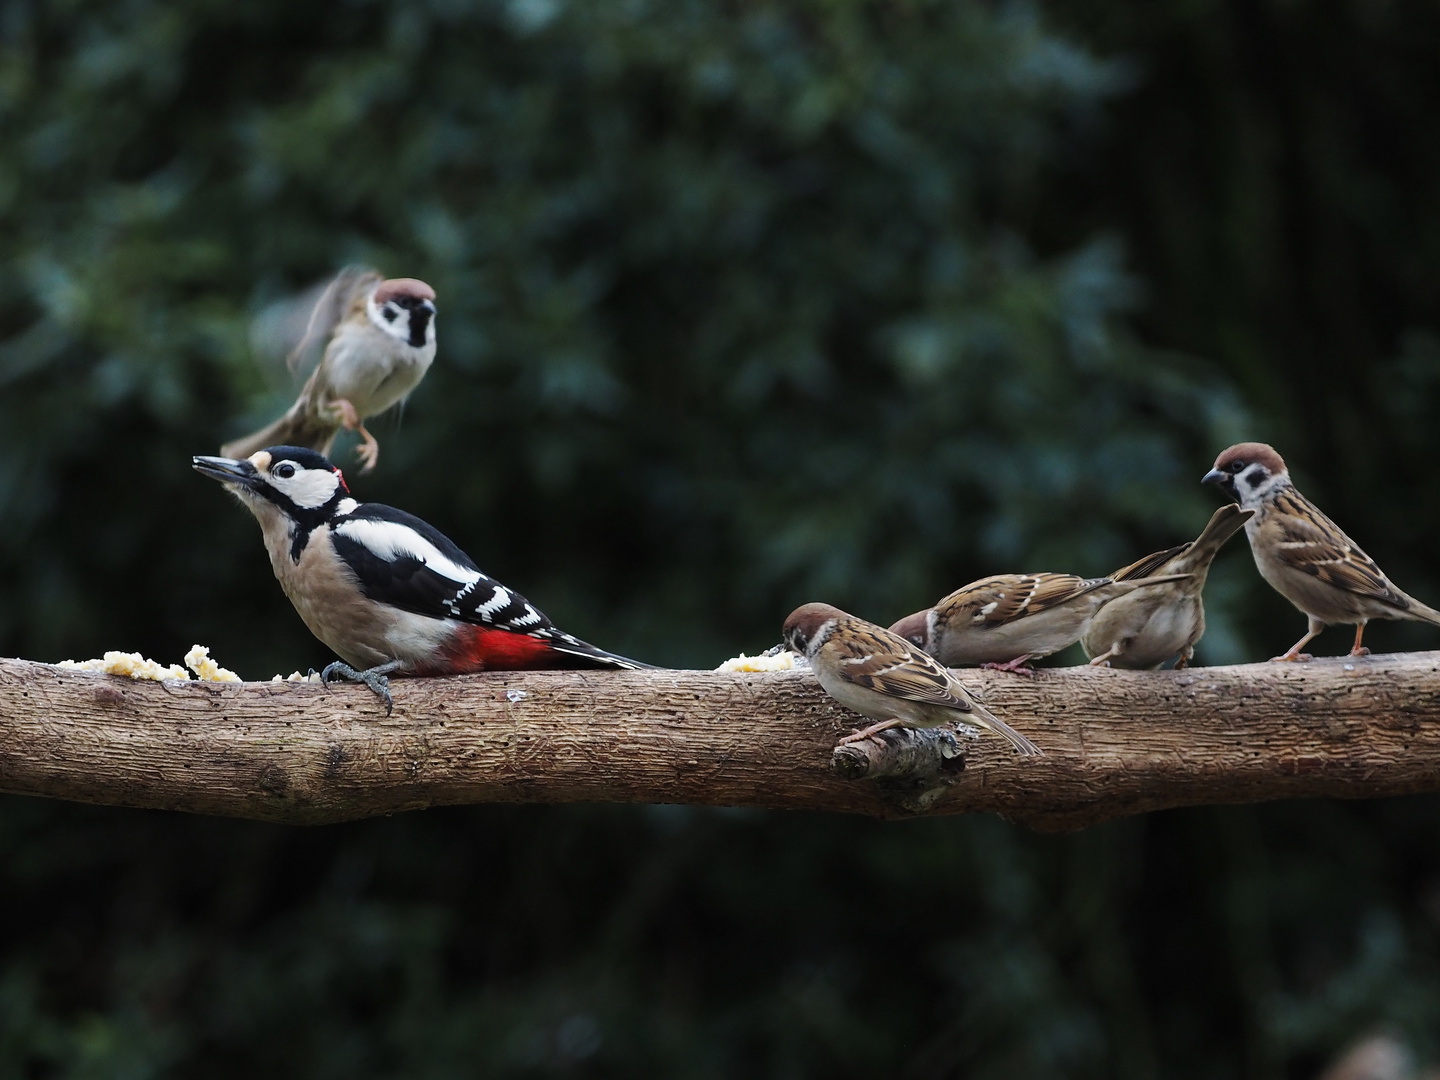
[2, 0, 1439, 1074]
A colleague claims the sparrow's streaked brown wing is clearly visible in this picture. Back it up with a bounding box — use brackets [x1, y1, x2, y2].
[939, 573, 1110, 627]
[1269, 490, 1410, 608]
[833, 639, 980, 713]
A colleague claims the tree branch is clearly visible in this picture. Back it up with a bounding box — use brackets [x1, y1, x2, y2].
[2, 652, 1438, 831]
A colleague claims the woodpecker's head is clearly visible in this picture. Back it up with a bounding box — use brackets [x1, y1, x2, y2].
[366, 278, 437, 350]
[193, 446, 354, 531]
[1202, 442, 1289, 507]
[782, 603, 842, 659]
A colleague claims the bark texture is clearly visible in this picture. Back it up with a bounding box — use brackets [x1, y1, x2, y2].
[2, 652, 1438, 831]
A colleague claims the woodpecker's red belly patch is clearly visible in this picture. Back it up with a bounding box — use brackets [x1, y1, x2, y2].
[420, 627, 564, 675]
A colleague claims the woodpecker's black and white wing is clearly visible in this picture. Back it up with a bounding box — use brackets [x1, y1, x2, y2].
[328, 503, 647, 669]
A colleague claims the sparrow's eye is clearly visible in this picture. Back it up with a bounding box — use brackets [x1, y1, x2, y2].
[275, 463, 296, 479]
[1229, 460, 1246, 473]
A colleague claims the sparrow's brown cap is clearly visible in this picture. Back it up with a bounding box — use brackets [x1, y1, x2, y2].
[1211, 442, 1286, 476]
[374, 278, 437, 305]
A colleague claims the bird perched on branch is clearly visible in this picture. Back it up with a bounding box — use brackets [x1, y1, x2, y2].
[888, 572, 1189, 673]
[784, 602, 1041, 755]
[1203, 441, 1440, 660]
[193, 445, 648, 712]
[222, 267, 437, 473]
[1081, 503, 1254, 669]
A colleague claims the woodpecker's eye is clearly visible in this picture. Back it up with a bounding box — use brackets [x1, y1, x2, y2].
[1229, 460, 1246, 473]
[275, 463, 296, 479]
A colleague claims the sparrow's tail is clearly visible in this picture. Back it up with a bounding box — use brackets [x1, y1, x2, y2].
[1398, 595, 1440, 629]
[969, 699, 1043, 756]
[1184, 503, 1255, 567]
[220, 402, 338, 461]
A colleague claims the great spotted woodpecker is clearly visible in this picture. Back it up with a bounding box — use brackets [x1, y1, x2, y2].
[193, 446, 649, 711]
[222, 268, 437, 473]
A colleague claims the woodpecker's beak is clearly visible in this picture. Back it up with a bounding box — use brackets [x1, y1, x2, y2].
[192, 455, 261, 491]
[1201, 468, 1227, 485]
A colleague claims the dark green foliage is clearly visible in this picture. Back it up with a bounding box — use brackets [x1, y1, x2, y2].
[1, 0, 1439, 1074]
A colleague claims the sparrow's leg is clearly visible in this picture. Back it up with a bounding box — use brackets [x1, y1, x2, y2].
[1174, 645, 1194, 670]
[1273, 617, 1324, 662]
[351, 424, 380, 473]
[329, 398, 381, 472]
[1087, 644, 1121, 667]
[1349, 623, 1370, 657]
[981, 654, 1036, 675]
[837, 718, 906, 745]
[320, 659, 403, 715]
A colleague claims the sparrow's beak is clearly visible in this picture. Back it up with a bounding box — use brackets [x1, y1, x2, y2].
[193, 454, 261, 491]
[1201, 468, 1227, 485]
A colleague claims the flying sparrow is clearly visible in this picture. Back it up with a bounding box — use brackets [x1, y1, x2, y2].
[1203, 441, 1440, 660]
[888, 571, 1189, 672]
[1081, 503, 1254, 668]
[222, 267, 437, 473]
[783, 602, 1042, 755]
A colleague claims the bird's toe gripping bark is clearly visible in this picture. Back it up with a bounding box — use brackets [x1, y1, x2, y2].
[321, 660, 402, 715]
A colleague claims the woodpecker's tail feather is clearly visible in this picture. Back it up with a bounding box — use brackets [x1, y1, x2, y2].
[547, 634, 656, 670]
[220, 403, 338, 461]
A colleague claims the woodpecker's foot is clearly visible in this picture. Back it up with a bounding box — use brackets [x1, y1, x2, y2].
[981, 655, 1036, 675]
[321, 660, 401, 715]
[353, 425, 380, 473]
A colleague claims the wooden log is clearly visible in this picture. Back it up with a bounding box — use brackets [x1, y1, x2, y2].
[1, 651, 1438, 832]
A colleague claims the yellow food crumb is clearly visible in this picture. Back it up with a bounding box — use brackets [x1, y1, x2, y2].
[715, 651, 802, 673]
[184, 645, 241, 683]
[56, 652, 190, 681]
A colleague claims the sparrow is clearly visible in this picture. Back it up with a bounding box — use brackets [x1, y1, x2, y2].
[1203, 441, 1440, 660]
[888, 572, 1190, 672]
[1081, 503, 1255, 668]
[783, 602, 1041, 755]
[222, 267, 437, 473]
[193, 445, 647, 711]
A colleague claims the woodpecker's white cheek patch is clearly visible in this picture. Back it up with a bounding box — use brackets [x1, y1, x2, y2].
[272, 467, 341, 509]
[333, 518, 480, 585]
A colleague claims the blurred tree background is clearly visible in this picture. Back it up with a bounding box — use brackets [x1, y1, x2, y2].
[2, 0, 1439, 1074]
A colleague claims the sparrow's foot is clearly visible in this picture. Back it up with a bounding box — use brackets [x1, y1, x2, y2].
[331, 397, 361, 429]
[321, 659, 402, 715]
[1349, 646, 1371, 658]
[353, 424, 380, 473]
[981, 655, 1036, 676]
[837, 718, 906, 746]
[1174, 648, 1193, 670]
[1270, 652, 1313, 663]
[1087, 646, 1120, 668]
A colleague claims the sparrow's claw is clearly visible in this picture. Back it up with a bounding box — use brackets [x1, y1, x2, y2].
[981, 655, 1036, 676]
[837, 718, 906, 746]
[1270, 652, 1313, 663]
[330, 397, 361, 429]
[320, 659, 401, 715]
[1349, 646, 1371, 658]
[353, 425, 380, 473]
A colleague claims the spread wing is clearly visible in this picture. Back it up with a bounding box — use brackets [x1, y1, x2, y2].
[1268, 490, 1409, 608]
[939, 573, 1110, 627]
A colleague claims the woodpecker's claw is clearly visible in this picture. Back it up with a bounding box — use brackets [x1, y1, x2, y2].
[321, 660, 401, 715]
